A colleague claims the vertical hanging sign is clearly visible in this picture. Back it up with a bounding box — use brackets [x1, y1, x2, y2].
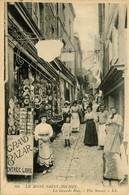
[7, 135, 33, 175]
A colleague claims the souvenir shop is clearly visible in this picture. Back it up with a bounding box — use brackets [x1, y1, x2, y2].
[7, 49, 62, 178]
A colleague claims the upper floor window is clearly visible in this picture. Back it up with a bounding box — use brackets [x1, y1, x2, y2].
[39, 4, 44, 35]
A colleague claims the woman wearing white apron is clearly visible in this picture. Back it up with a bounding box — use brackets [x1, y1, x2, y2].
[70, 101, 80, 132]
[35, 113, 54, 175]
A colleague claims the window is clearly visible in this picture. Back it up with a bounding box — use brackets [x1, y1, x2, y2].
[39, 4, 44, 34]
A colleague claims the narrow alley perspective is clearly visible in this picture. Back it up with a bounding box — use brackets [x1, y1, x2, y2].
[33, 124, 103, 184]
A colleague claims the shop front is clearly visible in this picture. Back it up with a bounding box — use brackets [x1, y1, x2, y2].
[6, 44, 63, 178]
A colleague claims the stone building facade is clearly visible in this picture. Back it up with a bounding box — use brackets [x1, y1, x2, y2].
[5, 2, 83, 109]
[98, 3, 127, 139]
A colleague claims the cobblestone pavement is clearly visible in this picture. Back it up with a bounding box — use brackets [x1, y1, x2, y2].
[33, 124, 104, 185]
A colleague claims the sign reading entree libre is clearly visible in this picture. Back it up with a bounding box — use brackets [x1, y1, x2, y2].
[7, 135, 33, 175]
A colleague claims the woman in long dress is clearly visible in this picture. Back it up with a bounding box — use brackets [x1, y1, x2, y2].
[103, 107, 125, 181]
[70, 101, 80, 132]
[84, 106, 98, 146]
[35, 113, 54, 175]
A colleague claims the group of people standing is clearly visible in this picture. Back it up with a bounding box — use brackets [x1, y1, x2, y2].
[34, 99, 124, 180]
[61, 99, 111, 149]
[82, 103, 125, 181]
[83, 103, 123, 153]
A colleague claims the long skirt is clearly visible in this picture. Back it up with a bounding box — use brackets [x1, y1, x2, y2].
[103, 124, 124, 180]
[37, 139, 54, 168]
[98, 124, 106, 146]
[103, 152, 124, 180]
[71, 113, 80, 132]
[84, 119, 98, 146]
[104, 124, 120, 153]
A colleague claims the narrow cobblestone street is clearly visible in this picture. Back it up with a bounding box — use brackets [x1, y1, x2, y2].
[33, 124, 103, 185]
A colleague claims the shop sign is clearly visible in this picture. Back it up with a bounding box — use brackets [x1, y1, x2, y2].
[35, 40, 63, 62]
[7, 135, 33, 175]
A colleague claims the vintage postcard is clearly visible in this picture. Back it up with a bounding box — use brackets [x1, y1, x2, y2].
[0, 0, 129, 194]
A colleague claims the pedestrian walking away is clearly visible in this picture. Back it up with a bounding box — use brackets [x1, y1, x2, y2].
[70, 100, 80, 132]
[61, 116, 72, 147]
[97, 104, 109, 150]
[84, 106, 98, 147]
[35, 113, 54, 175]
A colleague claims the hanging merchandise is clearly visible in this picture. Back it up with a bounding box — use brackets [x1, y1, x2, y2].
[34, 95, 42, 105]
[48, 96, 52, 101]
[28, 72, 34, 84]
[34, 95, 43, 110]
[35, 104, 42, 110]
[9, 98, 15, 110]
[8, 98, 20, 135]
[39, 88, 43, 95]
[23, 79, 30, 85]
[19, 108, 27, 135]
[45, 105, 49, 110]
[19, 107, 34, 135]
[27, 108, 34, 135]
[24, 98, 30, 105]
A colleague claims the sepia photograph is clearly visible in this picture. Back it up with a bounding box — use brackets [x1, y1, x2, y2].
[1, 0, 129, 194]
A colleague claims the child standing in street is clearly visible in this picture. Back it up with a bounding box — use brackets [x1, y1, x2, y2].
[61, 116, 72, 147]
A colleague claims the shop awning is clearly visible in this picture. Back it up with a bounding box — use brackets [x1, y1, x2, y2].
[98, 64, 125, 94]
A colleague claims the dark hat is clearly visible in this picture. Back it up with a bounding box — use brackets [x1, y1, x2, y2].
[39, 113, 47, 121]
